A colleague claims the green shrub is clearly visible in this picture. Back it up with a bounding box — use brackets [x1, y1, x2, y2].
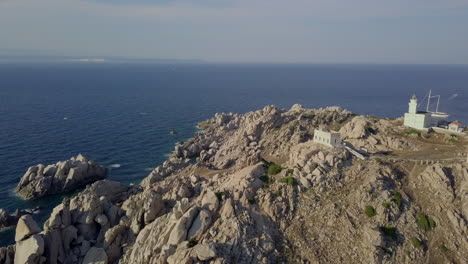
[286, 169, 294, 175]
[379, 226, 397, 241]
[391, 190, 402, 210]
[279, 177, 296, 186]
[382, 202, 391, 209]
[274, 190, 282, 197]
[406, 129, 421, 137]
[248, 197, 256, 204]
[215, 192, 225, 201]
[259, 175, 269, 183]
[416, 213, 436, 232]
[289, 125, 297, 132]
[448, 137, 458, 144]
[267, 163, 283, 175]
[188, 237, 198, 247]
[410, 237, 424, 249]
[365, 205, 377, 217]
[260, 175, 275, 190]
[440, 244, 449, 253]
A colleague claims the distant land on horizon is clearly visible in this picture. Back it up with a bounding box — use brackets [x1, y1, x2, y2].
[2, 50, 468, 65]
[0, 54, 205, 64]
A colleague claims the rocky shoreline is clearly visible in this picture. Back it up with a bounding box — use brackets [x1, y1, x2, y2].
[0, 207, 41, 231]
[16, 154, 107, 200]
[1, 104, 467, 264]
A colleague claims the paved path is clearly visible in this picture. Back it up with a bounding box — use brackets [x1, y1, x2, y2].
[373, 153, 467, 165]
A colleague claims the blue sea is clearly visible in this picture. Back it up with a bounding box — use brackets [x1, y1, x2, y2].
[0, 63, 467, 245]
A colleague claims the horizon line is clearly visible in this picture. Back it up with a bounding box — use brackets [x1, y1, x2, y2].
[1, 56, 468, 67]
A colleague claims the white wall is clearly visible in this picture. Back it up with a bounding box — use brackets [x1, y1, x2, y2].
[314, 129, 341, 147]
[404, 113, 430, 130]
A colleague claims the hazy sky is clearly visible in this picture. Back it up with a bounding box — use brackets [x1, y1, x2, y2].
[1, 0, 468, 63]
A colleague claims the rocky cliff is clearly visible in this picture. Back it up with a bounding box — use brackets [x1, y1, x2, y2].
[4, 104, 468, 264]
[16, 154, 107, 199]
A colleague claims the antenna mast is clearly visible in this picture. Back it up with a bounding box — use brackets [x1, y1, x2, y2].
[426, 89, 431, 112]
[436, 95, 440, 113]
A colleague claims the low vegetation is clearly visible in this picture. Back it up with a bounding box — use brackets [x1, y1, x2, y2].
[416, 212, 436, 232]
[406, 129, 421, 137]
[188, 237, 198, 248]
[382, 202, 391, 209]
[410, 237, 424, 249]
[274, 190, 282, 197]
[259, 175, 270, 183]
[365, 205, 377, 217]
[248, 197, 256, 204]
[448, 136, 459, 144]
[379, 226, 397, 241]
[215, 191, 226, 201]
[266, 162, 283, 175]
[391, 190, 403, 210]
[260, 175, 275, 189]
[279, 177, 297, 186]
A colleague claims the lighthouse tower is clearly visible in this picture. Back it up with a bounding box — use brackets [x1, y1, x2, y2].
[404, 94, 431, 130]
[408, 94, 418, 114]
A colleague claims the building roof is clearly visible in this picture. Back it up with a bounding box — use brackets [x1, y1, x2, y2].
[449, 121, 462, 126]
[315, 128, 340, 135]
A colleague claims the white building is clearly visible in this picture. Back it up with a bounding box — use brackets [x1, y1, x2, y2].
[403, 95, 432, 130]
[448, 121, 463, 132]
[313, 127, 341, 148]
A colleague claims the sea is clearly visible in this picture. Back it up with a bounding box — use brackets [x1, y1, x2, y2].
[0, 63, 467, 246]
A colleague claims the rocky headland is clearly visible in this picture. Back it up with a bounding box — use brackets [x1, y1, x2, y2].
[16, 154, 107, 200]
[2, 104, 467, 264]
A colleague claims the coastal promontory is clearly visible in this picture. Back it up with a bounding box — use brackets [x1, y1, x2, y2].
[2, 104, 467, 264]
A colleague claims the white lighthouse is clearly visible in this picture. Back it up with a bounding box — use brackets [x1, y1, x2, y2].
[404, 94, 431, 130]
[408, 94, 418, 114]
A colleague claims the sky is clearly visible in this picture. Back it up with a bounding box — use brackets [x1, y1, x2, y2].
[1, 0, 468, 64]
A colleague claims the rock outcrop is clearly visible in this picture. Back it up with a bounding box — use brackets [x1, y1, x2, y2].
[16, 154, 107, 199]
[13, 215, 45, 264]
[0, 245, 15, 264]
